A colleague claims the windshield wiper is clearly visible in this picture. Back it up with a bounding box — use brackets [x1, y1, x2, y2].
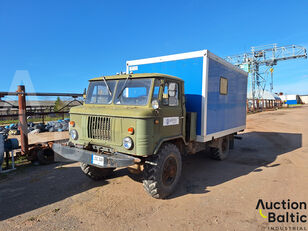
[116, 74, 131, 99]
[102, 76, 112, 96]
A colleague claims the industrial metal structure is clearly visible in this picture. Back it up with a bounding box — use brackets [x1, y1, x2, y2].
[0, 89, 83, 121]
[0, 86, 82, 157]
[225, 44, 307, 109]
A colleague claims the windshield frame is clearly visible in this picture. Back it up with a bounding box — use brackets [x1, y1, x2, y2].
[85, 79, 117, 105]
[85, 78, 157, 107]
[114, 78, 154, 106]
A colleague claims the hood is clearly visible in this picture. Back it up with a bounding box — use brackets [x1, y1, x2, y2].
[70, 105, 156, 118]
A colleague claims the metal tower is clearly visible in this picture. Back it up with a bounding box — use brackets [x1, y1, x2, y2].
[225, 44, 307, 108]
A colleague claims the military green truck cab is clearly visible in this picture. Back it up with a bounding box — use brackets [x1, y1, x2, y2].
[53, 73, 188, 198]
[70, 73, 186, 155]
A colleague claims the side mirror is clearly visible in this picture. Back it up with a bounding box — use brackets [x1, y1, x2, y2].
[169, 82, 176, 90]
[168, 82, 177, 97]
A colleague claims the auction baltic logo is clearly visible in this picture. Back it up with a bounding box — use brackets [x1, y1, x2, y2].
[256, 199, 307, 230]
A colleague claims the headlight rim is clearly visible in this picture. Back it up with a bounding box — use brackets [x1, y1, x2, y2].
[123, 136, 133, 150]
[70, 129, 78, 140]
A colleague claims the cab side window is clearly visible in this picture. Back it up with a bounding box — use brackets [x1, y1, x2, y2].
[152, 79, 160, 100]
[162, 82, 179, 106]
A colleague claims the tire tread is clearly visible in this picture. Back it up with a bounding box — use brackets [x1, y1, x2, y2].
[80, 163, 114, 180]
[143, 143, 182, 199]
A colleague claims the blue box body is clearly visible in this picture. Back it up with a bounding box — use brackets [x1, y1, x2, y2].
[127, 50, 248, 142]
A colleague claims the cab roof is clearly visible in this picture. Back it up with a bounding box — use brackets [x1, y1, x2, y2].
[89, 73, 183, 82]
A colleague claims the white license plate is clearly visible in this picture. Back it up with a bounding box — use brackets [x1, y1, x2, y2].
[91, 155, 105, 166]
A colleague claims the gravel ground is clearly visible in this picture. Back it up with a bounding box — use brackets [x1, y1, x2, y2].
[0, 106, 307, 231]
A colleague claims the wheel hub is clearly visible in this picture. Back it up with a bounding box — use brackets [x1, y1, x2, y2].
[162, 156, 177, 186]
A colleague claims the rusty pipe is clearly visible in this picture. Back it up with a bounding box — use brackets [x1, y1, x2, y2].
[17, 85, 29, 155]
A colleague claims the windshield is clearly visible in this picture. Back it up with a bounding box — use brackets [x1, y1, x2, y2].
[86, 78, 153, 106]
[86, 80, 117, 104]
[114, 78, 152, 106]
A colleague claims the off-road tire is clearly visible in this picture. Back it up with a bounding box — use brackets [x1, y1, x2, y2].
[143, 143, 182, 199]
[80, 163, 115, 180]
[209, 136, 230, 160]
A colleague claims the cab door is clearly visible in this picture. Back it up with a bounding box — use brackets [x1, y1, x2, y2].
[159, 79, 184, 138]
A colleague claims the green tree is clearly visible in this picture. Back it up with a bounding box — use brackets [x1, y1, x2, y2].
[54, 97, 64, 112]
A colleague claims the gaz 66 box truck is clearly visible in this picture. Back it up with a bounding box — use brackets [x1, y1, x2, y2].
[53, 50, 248, 199]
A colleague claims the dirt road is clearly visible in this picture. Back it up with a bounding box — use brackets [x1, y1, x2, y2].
[0, 106, 307, 231]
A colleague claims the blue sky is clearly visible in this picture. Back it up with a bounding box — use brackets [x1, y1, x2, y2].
[0, 0, 308, 96]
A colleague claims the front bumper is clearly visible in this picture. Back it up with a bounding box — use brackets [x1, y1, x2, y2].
[52, 143, 139, 168]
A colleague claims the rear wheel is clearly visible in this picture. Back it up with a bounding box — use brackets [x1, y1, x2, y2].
[80, 163, 115, 180]
[143, 143, 182, 199]
[209, 136, 230, 160]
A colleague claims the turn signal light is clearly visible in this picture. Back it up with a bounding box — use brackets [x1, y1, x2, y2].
[69, 121, 75, 127]
[128, 127, 134, 135]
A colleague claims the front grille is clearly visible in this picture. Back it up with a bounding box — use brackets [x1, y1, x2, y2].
[87, 116, 112, 140]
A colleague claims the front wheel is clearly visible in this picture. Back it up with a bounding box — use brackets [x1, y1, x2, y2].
[143, 143, 182, 199]
[80, 163, 115, 180]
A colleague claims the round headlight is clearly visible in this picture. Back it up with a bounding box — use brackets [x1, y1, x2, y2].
[70, 129, 78, 140]
[152, 99, 159, 110]
[123, 137, 133, 149]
